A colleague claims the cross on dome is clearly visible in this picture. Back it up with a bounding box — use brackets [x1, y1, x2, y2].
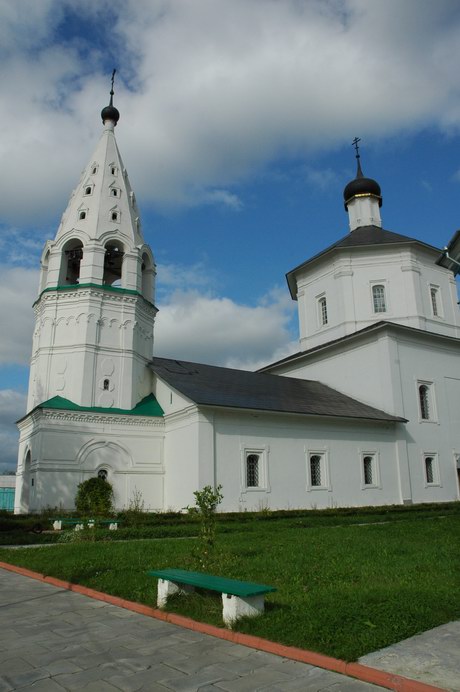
[101, 68, 120, 125]
[343, 137, 382, 210]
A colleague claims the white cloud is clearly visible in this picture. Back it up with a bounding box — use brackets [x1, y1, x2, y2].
[1, 1, 460, 222]
[0, 389, 26, 472]
[304, 166, 339, 191]
[155, 285, 298, 369]
[0, 266, 38, 366]
[200, 190, 243, 211]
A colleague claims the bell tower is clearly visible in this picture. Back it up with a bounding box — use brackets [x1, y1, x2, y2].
[28, 73, 157, 411]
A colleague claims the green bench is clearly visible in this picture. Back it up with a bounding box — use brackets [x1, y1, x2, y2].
[148, 568, 276, 626]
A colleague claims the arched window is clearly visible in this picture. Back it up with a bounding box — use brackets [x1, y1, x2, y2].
[84, 186, 92, 195]
[21, 450, 32, 510]
[318, 296, 328, 326]
[419, 384, 430, 420]
[103, 379, 110, 391]
[372, 284, 386, 313]
[424, 456, 434, 484]
[97, 469, 108, 481]
[59, 239, 84, 285]
[246, 454, 259, 487]
[103, 241, 124, 286]
[79, 211, 86, 220]
[430, 286, 440, 317]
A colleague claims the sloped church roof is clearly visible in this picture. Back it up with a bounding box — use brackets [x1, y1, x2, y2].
[150, 357, 406, 423]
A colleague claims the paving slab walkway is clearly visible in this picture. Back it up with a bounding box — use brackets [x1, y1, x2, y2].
[0, 566, 454, 691]
[359, 622, 460, 692]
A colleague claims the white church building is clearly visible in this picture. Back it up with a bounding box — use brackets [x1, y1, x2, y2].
[14, 87, 460, 513]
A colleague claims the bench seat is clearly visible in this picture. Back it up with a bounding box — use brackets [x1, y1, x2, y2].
[148, 568, 276, 626]
[51, 519, 120, 531]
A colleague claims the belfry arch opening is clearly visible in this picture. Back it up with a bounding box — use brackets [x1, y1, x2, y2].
[141, 252, 154, 301]
[59, 239, 84, 285]
[39, 249, 50, 293]
[103, 241, 124, 286]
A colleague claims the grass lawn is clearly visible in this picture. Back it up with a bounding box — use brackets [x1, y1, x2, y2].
[0, 509, 459, 661]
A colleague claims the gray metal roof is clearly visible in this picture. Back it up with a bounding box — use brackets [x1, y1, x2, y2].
[436, 230, 460, 276]
[149, 357, 406, 423]
[286, 225, 441, 298]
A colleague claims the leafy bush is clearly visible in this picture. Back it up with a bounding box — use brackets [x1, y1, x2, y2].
[75, 477, 114, 516]
[193, 484, 223, 568]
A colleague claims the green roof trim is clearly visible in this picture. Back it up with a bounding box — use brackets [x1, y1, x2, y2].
[37, 393, 164, 417]
[35, 283, 156, 309]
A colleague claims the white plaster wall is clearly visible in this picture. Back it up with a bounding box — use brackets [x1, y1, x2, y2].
[212, 410, 403, 512]
[153, 376, 195, 415]
[28, 289, 155, 411]
[15, 412, 164, 513]
[163, 408, 201, 511]
[393, 335, 460, 503]
[295, 245, 460, 351]
[269, 328, 460, 505]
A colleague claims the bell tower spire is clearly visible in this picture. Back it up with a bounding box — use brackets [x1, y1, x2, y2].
[29, 73, 157, 411]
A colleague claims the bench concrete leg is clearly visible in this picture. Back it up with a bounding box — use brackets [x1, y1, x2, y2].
[157, 579, 195, 608]
[109, 523, 118, 530]
[52, 521, 61, 530]
[222, 593, 265, 627]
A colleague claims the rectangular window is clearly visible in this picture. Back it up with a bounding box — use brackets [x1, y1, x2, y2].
[307, 451, 329, 490]
[363, 456, 373, 484]
[310, 455, 322, 486]
[246, 454, 259, 487]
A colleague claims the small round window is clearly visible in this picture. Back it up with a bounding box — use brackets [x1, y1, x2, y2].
[97, 469, 108, 481]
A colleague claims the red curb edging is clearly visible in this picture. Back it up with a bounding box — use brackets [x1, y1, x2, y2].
[0, 561, 446, 692]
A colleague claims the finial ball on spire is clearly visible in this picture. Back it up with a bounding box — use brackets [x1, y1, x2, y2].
[101, 68, 120, 125]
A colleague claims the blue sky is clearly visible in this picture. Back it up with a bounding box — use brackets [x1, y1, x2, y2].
[1, 0, 460, 471]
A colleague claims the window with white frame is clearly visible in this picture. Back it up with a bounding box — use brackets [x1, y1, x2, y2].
[430, 285, 442, 318]
[246, 454, 259, 487]
[423, 454, 440, 486]
[418, 381, 436, 421]
[372, 284, 386, 313]
[317, 295, 328, 326]
[242, 448, 268, 491]
[361, 452, 379, 488]
[307, 451, 329, 490]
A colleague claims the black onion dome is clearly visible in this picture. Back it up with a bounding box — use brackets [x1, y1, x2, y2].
[343, 160, 382, 209]
[101, 103, 120, 125]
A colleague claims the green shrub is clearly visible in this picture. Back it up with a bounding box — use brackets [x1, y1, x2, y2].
[193, 484, 223, 568]
[75, 477, 114, 516]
